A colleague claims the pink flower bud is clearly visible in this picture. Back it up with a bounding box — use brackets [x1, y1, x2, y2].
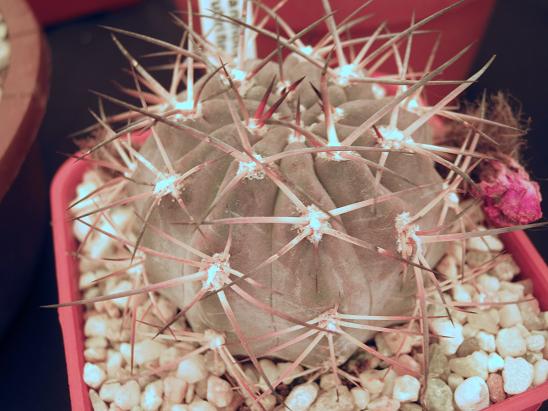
[475, 157, 542, 227]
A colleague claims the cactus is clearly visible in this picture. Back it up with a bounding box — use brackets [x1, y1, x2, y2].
[56, 0, 544, 403]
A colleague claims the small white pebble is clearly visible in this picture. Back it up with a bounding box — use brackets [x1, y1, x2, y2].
[99, 382, 120, 402]
[383, 331, 416, 354]
[462, 324, 479, 339]
[171, 405, 191, 411]
[448, 374, 464, 391]
[448, 242, 465, 261]
[477, 274, 500, 294]
[496, 327, 527, 357]
[453, 284, 472, 303]
[515, 323, 531, 338]
[206, 375, 233, 408]
[350, 387, 370, 410]
[502, 357, 534, 394]
[449, 351, 488, 380]
[476, 332, 496, 353]
[85, 336, 107, 349]
[380, 368, 397, 398]
[89, 389, 108, 411]
[533, 359, 548, 386]
[278, 362, 304, 385]
[136, 339, 165, 366]
[526, 334, 545, 352]
[392, 375, 420, 402]
[319, 373, 339, 391]
[431, 319, 464, 355]
[491, 258, 520, 281]
[367, 395, 400, 411]
[484, 235, 504, 251]
[188, 399, 217, 411]
[106, 351, 124, 378]
[84, 315, 109, 338]
[204, 350, 226, 377]
[109, 280, 133, 309]
[84, 347, 107, 362]
[159, 347, 181, 368]
[177, 355, 208, 383]
[499, 282, 525, 299]
[487, 353, 505, 373]
[284, 383, 319, 411]
[499, 304, 523, 328]
[258, 359, 279, 390]
[454, 376, 489, 411]
[141, 380, 163, 411]
[467, 237, 490, 252]
[79, 272, 97, 290]
[114, 380, 141, 410]
[83, 362, 106, 389]
[164, 376, 187, 403]
[359, 370, 385, 395]
[467, 309, 500, 334]
[437, 255, 458, 279]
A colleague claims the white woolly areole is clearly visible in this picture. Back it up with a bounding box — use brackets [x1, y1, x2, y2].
[318, 309, 339, 332]
[317, 150, 352, 162]
[317, 107, 345, 123]
[124, 162, 138, 178]
[153, 173, 182, 197]
[276, 79, 292, 95]
[202, 253, 231, 291]
[246, 118, 268, 136]
[294, 44, 315, 61]
[395, 211, 421, 256]
[300, 45, 314, 56]
[447, 191, 460, 207]
[204, 329, 226, 349]
[335, 63, 363, 86]
[287, 131, 306, 144]
[173, 99, 194, 111]
[170, 100, 202, 121]
[296, 205, 331, 244]
[230, 68, 247, 82]
[237, 153, 265, 180]
[377, 125, 414, 149]
[405, 96, 421, 112]
[372, 83, 386, 99]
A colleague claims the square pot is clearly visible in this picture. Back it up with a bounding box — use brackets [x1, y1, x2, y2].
[51, 145, 548, 411]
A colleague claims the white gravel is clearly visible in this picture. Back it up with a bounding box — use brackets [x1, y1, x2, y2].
[72, 169, 548, 411]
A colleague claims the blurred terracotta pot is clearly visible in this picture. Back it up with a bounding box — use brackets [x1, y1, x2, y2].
[0, 0, 50, 337]
[26, 0, 141, 27]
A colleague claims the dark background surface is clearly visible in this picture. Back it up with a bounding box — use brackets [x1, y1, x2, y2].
[0, 0, 547, 409]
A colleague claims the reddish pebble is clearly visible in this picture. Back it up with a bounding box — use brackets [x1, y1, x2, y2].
[487, 373, 506, 403]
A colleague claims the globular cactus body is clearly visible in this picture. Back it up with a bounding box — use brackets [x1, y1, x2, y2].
[130, 53, 445, 365]
[59, 1, 543, 396]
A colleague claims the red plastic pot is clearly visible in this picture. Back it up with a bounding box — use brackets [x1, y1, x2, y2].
[180, 0, 495, 102]
[26, 0, 141, 27]
[52, 143, 548, 410]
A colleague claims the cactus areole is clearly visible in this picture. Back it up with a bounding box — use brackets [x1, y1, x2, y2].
[70, 0, 538, 373]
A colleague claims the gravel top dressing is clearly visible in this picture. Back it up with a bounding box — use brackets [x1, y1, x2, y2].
[71, 168, 548, 411]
